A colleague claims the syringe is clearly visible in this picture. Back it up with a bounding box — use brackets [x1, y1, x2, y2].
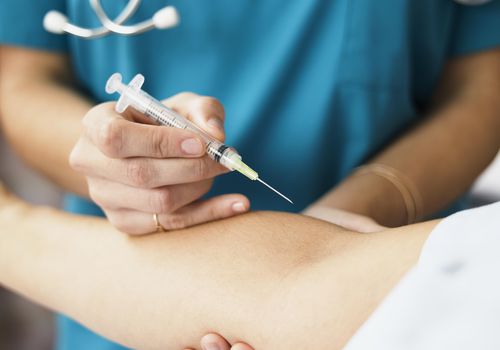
[105, 73, 293, 204]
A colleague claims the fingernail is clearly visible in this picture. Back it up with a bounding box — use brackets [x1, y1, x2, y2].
[207, 117, 223, 131]
[232, 201, 247, 213]
[181, 138, 203, 155]
[203, 344, 220, 350]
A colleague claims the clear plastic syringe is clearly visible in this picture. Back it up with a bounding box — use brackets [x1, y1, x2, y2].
[106, 73, 292, 204]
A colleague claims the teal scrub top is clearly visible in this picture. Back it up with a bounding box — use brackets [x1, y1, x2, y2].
[1, 1, 500, 349]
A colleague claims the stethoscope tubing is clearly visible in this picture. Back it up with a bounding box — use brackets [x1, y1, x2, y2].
[46, 0, 492, 39]
[44, 0, 178, 39]
[91, 0, 157, 36]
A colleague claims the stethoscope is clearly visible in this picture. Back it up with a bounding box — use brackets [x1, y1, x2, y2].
[44, 0, 180, 39]
[43, 0, 491, 39]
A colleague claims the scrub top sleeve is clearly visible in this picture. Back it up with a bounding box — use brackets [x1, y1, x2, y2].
[449, 1, 500, 57]
[0, 0, 67, 52]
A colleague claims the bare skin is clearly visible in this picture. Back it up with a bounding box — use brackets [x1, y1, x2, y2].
[2, 46, 499, 349]
[1, 47, 499, 236]
[315, 49, 500, 225]
[0, 186, 439, 350]
[69, 100, 250, 234]
[0, 47, 249, 235]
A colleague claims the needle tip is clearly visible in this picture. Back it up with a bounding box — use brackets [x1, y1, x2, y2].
[257, 178, 293, 204]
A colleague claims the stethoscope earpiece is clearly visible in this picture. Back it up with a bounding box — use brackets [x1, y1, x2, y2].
[44, 0, 180, 39]
[152, 6, 180, 29]
[43, 10, 69, 34]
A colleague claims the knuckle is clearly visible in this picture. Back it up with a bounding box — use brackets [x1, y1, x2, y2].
[127, 160, 154, 188]
[196, 97, 225, 128]
[198, 96, 224, 116]
[161, 215, 187, 230]
[199, 96, 222, 110]
[68, 142, 87, 172]
[207, 203, 221, 221]
[151, 189, 174, 214]
[81, 106, 99, 129]
[68, 149, 80, 171]
[82, 103, 112, 131]
[190, 158, 210, 179]
[98, 119, 123, 157]
[151, 127, 174, 158]
[81, 113, 92, 129]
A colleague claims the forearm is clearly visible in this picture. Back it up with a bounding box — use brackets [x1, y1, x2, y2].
[319, 50, 500, 226]
[0, 48, 92, 195]
[325, 92, 499, 225]
[0, 193, 437, 350]
[0, 202, 329, 349]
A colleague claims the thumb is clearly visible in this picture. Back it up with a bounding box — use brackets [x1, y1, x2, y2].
[160, 93, 226, 142]
[188, 96, 226, 142]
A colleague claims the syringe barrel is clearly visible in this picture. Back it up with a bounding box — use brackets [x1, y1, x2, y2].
[128, 90, 257, 179]
[107, 73, 259, 180]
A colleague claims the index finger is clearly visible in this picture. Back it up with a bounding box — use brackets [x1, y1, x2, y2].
[84, 103, 206, 159]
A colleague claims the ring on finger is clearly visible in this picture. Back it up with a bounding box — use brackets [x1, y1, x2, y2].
[153, 213, 166, 233]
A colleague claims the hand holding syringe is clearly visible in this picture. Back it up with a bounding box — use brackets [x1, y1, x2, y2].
[70, 73, 292, 235]
[106, 73, 292, 203]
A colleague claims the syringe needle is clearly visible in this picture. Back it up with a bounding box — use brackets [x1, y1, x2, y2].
[107, 73, 293, 204]
[257, 178, 293, 204]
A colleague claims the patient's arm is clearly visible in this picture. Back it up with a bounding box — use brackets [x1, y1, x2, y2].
[0, 192, 438, 350]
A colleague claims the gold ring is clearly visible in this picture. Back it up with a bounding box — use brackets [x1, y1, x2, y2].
[153, 213, 165, 233]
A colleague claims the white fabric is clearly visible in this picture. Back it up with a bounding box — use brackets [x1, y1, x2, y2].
[344, 202, 500, 350]
[472, 151, 500, 204]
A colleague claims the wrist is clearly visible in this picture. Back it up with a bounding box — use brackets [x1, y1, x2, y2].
[315, 170, 408, 227]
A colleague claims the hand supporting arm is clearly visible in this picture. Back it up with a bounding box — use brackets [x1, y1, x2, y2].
[313, 49, 500, 226]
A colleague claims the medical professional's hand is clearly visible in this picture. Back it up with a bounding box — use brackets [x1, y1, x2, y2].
[303, 205, 386, 233]
[184, 333, 254, 350]
[70, 93, 250, 234]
